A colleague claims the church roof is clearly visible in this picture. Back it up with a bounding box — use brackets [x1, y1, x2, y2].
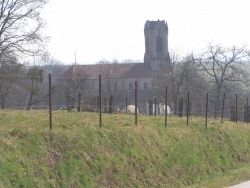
[122, 63, 151, 78]
[61, 63, 152, 79]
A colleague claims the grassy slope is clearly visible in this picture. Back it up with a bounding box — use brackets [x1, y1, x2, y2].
[1, 111, 250, 187]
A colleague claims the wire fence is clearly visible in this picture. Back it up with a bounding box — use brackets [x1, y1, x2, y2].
[1, 73, 249, 129]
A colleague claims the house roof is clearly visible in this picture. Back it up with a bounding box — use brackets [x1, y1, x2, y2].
[61, 63, 152, 79]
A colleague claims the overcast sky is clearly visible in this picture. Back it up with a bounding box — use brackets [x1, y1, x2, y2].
[41, 0, 250, 64]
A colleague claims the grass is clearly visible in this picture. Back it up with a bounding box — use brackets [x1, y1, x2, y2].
[1, 110, 250, 187]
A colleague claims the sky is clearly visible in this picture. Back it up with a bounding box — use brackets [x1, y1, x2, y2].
[41, 0, 250, 64]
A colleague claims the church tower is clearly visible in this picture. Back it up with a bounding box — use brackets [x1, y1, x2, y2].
[144, 20, 171, 71]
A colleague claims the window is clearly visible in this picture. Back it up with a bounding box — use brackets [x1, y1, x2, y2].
[156, 35, 163, 53]
[157, 62, 164, 69]
[144, 83, 148, 90]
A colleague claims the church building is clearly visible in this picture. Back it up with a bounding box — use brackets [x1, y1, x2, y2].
[144, 20, 171, 71]
[61, 20, 171, 112]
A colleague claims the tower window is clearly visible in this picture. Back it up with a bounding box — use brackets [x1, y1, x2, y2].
[144, 83, 148, 90]
[156, 35, 163, 53]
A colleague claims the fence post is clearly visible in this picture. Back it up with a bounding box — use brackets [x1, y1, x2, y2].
[96, 96, 99, 113]
[186, 92, 189, 126]
[221, 93, 225, 123]
[165, 87, 168, 127]
[205, 93, 208, 130]
[154, 98, 157, 116]
[67, 95, 70, 112]
[49, 74, 52, 130]
[78, 93, 81, 112]
[236, 93, 238, 123]
[99, 75, 102, 127]
[247, 97, 249, 123]
[125, 96, 128, 114]
[135, 81, 138, 126]
[72, 95, 75, 109]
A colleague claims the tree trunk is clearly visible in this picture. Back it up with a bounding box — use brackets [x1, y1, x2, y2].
[1, 100, 4, 109]
[0, 92, 5, 109]
[28, 79, 34, 107]
[230, 105, 235, 121]
[108, 95, 113, 114]
[178, 98, 184, 117]
[173, 96, 178, 116]
[214, 94, 221, 119]
[149, 99, 153, 115]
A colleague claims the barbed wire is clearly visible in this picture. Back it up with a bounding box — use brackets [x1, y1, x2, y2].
[0, 74, 248, 97]
[0, 72, 249, 117]
[0, 74, 121, 80]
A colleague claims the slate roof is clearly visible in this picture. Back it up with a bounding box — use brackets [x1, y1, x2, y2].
[122, 63, 152, 78]
[61, 63, 152, 79]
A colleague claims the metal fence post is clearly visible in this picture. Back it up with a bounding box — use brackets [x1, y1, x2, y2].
[205, 93, 208, 129]
[67, 95, 70, 112]
[247, 97, 249, 123]
[236, 93, 238, 123]
[135, 81, 138, 126]
[221, 93, 225, 123]
[187, 92, 189, 126]
[125, 96, 128, 114]
[78, 93, 81, 112]
[165, 87, 168, 127]
[99, 75, 102, 127]
[49, 74, 52, 130]
[154, 98, 157, 116]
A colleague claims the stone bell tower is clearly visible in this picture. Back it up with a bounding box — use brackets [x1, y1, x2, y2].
[144, 20, 171, 71]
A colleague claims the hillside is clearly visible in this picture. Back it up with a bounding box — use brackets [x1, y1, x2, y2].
[1, 111, 250, 187]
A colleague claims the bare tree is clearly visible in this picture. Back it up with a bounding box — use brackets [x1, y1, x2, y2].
[64, 68, 88, 98]
[97, 59, 126, 112]
[152, 51, 208, 115]
[43, 59, 69, 77]
[0, 0, 48, 58]
[39, 57, 70, 107]
[197, 44, 250, 117]
[0, 55, 24, 109]
[24, 66, 56, 108]
[0, 0, 48, 108]
[168, 51, 186, 114]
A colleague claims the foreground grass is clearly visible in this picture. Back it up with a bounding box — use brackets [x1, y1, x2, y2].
[1, 110, 250, 187]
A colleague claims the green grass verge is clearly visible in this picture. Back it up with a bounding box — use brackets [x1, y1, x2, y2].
[1, 110, 250, 187]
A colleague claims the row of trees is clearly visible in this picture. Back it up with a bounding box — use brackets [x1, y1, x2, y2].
[0, 44, 249, 114]
[0, 57, 69, 109]
[153, 44, 250, 117]
[59, 44, 250, 117]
